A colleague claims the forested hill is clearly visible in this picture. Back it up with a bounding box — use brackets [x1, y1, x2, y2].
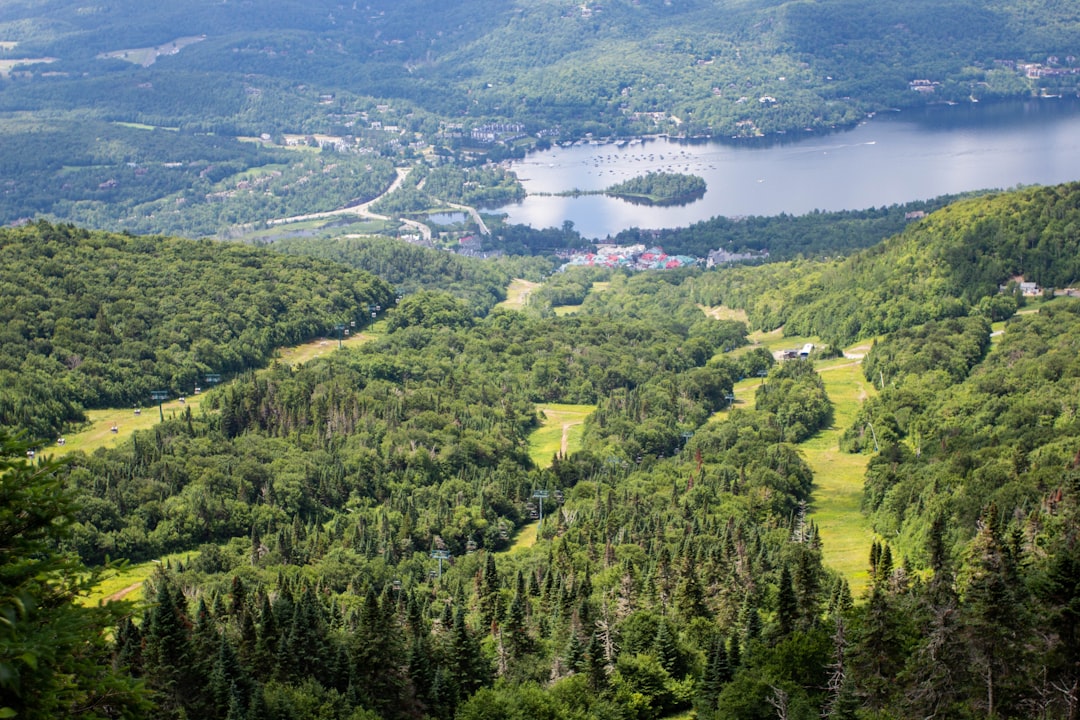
[2, 0, 1077, 140]
[3, 0, 1078, 234]
[3, 186, 1080, 719]
[695, 181, 1080, 346]
[0, 221, 394, 440]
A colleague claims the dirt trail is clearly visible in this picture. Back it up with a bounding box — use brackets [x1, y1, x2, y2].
[103, 582, 143, 604]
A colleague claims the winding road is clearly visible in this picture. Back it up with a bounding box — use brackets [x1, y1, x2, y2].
[263, 167, 489, 241]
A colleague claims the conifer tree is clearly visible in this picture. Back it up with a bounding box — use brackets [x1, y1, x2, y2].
[142, 574, 196, 716]
[446, 606, 489, 712]
[0, 433, 148, 719]
[654, 617, 681, 676]
[776, 564, 797, 638]
[674, 553, 709, 621]
[957, 503, 1028, 718]
[210, 634, 249, 718]
[697, 632, 730, 714]
[480, 552, 500, 630]
[586, 631, 608, 693]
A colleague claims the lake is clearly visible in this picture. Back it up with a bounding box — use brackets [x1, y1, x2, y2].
[490, 98, 1080, 239]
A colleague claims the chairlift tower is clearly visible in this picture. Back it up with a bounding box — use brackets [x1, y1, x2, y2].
[532, 490, 550, 529]
[431, 549, 451, 579]
[150, 390, 169, 422]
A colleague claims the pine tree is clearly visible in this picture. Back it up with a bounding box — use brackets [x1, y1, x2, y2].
[349, 585, 406, 716]
[480, 552, 501, 630]
[0, 434, 148, 719]
[586, 631, 608, 693]
[252, 592, 278, 678]
[113, 616, 143, 676]
[697, 632, 730, 714]
[674, 553, 709, 621]
[142, 574, 196, 716]
[957, 503, 1028, 719]
[446, 606, 489, 712]
[210, 634, 249, 718]
[564, 631, 585, 674]
[776, 564, 797, 637]
[278, 584, 328, 684]
[654, 617, 681, 676]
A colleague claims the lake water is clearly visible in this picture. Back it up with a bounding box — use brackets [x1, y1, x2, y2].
[491, 99, 1080, 239]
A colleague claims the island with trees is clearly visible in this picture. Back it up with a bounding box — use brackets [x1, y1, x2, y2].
[604, 171, 707, 206]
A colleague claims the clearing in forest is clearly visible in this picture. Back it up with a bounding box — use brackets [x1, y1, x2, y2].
[527, 403, 593, 469]
[80, 550, 201, 607]
[698, 304, 749, 323]
[47, 331, 379, 458]
[52, 395, 206, 458]
[803, 357, 877, 597]
[497, 278, 540, 310]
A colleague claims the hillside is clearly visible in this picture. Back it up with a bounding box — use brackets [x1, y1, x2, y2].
[0, 221, 394, 439]
[2, 0, 1078, 232]
[693, 181, 1080, 346]
[3, 185, 1080, 720]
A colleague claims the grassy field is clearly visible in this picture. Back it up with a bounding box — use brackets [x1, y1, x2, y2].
[80, 550, 201, 607]
[0, 57, 56, 76]
[274, 330, 377, 366]
[527, 403, 593, 469]
[747, 327, 822, 354]
[49, 395, 206, 458]
[803, 359, 877, 597]
[47, 330, 380, 458]
[551, 280, 610, 316]
[707, 331, 876, 595]
[496, 278, 540, 310]
[698, 304, 749, 323]
[502, 521, 539, 554]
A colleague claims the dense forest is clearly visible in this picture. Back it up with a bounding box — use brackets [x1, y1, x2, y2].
[0, 221, 394, 440]
[688, 182, 1080, 346]
[4, 180, 1080, 719]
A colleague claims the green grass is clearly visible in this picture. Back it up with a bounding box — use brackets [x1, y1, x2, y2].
[48, 331, 379, 458]
[502, 521, 539, 554]
[496, 278, 540, 310]
[0, 57, 56, 76]
[803, 359, 877, 597]
[747, 327, 822, 354]
[274, 331, 376, 366]
[80, 551, 201, 607]
[49, 395, 206, 458]
[698, 304, 749, 323]
[707, 340, 877, 596]
[528, 403, 594, 469]
[113, 121, 178, 132]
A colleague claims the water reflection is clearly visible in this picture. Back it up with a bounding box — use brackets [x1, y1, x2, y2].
[491, 99, 1080, 239]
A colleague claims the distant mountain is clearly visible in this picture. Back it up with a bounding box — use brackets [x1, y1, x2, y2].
[2, 0, 1077, 138]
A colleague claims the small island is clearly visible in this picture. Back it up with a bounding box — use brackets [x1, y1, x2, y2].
[604, 171, 707, 206]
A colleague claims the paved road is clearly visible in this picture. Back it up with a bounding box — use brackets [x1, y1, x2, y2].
[264, 168, 487, 239]
[265, 167, 410, 226]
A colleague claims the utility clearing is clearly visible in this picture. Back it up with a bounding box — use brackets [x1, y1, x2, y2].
[48, 330, 379, 458]
[803, 357, 877, 596]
